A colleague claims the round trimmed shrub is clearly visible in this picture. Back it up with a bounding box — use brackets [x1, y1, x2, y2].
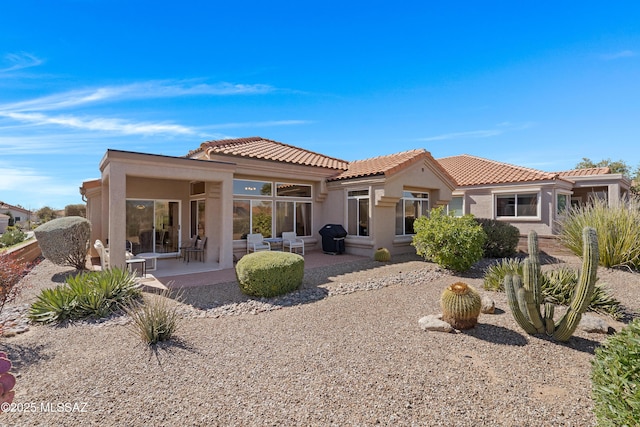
[592, 319, 640, 426]
[236, 251, 304, 298]
[412, 207, 486, 272]
[475, 218, 520, 258]
[34, 216, 91, 270]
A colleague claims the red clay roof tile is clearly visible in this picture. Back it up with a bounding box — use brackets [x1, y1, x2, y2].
[187, 137, 349, 170]
[555, 167, 611, 177]
[437, 154, 560, 186]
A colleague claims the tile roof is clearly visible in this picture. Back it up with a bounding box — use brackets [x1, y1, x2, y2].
[555, 167, 610, 177]
[437, 154, 560, 186]
[330, 149, 446, 181]
[187, 136, 349, 170]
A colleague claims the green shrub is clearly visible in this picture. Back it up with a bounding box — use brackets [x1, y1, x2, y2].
[124, 289, 182, 345]
[558, 196, 640, 269]
[475, 218, 520, 258]
[483, 258, 623, 319]
[592, 319, 640, 426]
[236, 251, 304, 297]
[0, 228, 26, 248]
[412, 207, 486, 272]
[34, 216, 91, 270]
[28, 267, 140, 323]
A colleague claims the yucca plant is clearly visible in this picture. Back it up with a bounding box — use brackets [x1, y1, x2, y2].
[483, 257, 524, 291]
[124, 289, 183, 345]
[558, 196, 640, 269]
[29, 287, 78, 323]
[29, 267, 141, 323]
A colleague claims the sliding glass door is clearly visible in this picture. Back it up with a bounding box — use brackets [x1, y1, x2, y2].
[126, 200, 180, 255]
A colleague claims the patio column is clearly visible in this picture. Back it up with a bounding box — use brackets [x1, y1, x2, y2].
[107, 164, 127, 269]
[219, 178, 234, 269]
[608, 183, 620, 206]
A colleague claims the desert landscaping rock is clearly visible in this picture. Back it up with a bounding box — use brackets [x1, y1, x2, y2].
[418, 314, 454, 332]
[1, 254, 638, 426]
[579, 314, 610, 334]
[480, 295, 496, 314]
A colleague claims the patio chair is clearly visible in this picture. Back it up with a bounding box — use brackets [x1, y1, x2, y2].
[282, 232, 304, 255]
[94, 240, 110, 270]
[185, 236, 207, 263]
[246, 233, 271, 253]
[179, 235, 198, 261]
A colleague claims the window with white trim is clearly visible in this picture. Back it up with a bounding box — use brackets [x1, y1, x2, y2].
[496, 193, 539, 218]
[347, 190, 369, 236]
[233, 179, 312, 240]
[395, 191, 429, 235]
[447, 196, 463, 217]
[556, 193, 570, 215]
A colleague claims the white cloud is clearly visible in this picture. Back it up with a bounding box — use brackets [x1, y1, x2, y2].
[203, 120, 312, 130]
[600, 50, 636, 61]
[419, 122, 534, 142]
[0, 81, 276, 112]
[0, 52, 44, 73]
[0, 111, 197, 136]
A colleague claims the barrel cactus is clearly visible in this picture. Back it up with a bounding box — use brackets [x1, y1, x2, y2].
[0, 351, 15, 405]
[374, 247, 391, 262]
[504, 227, 598, 341]
[441, 282, 482, 329]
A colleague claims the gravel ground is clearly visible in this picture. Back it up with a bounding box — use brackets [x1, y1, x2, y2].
[1, 254, 639, 426]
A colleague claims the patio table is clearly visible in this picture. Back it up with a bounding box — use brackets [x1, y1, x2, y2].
[264, 237, 283, 251]
[136, 252, 159, 271]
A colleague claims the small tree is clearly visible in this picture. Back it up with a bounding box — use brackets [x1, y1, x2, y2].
[0, 253, 24, 316]
[34, 216, 91, 270]
[412, 207, 486, 272]
[36, 206, 58, 223]
[64, 204, 86, 218]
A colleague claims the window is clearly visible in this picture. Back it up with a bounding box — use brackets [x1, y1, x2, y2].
[233, 200, 272, 239]
[190, 199, 205, 237]
[556, 193, 570, 215]
[276, 183, 311, 198]
[190, 181, 205, 196]
[496, 193, 539, 218]
[447, 196, 463, 217]
[276, 201, 312, 237]
[395, 191, 429, 235]
[348, 190, 369, 236]
[233, 179, 312, 240]
[233, 179, 272, 196]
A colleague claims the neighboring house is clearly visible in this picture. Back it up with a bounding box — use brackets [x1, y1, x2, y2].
[0, 213, 9, 234]
[0, 201, 34, 228]
[81, 137, 456, 269]
[437, 155, 632, 236]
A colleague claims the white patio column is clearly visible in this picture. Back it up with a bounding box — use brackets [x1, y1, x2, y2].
[107, 164, 127, 269]
[218, 178, 234, 269]
[608, 183, 620, 207]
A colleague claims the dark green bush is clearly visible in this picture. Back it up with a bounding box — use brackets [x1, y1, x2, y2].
[592, 319, 640, 426]
[483, 259, 623, 319]
[412, 207, 486, 272]
[236, 251, 304, 297]
[0, 228, 26, 248]
[34, 216, 91, 270]
[29, 267, 140, 323]
[475, 218, 520, 258]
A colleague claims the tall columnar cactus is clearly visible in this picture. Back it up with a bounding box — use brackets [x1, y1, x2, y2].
[441, 282, 482, 330]
[504, 227, 599, 341]
[0, 351, 16, 405]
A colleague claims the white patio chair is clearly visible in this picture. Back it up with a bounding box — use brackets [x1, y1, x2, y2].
[93, 240, 110, 270]
[282, 232, 304, 255]
[247, 233, 271, 253]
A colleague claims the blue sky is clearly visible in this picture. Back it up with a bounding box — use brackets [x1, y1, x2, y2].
[1, 1, 639, 210]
